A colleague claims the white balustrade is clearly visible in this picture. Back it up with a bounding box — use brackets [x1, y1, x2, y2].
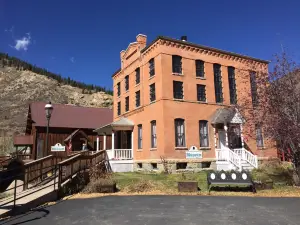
[216, 148, 242, 171]
[114, 149, 132, 160]
[233, 148, 258, 168]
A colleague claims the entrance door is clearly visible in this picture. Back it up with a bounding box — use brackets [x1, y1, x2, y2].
[218, 130, 226, 149]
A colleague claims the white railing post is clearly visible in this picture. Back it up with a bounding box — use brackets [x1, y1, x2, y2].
[112, 131, 115, 158]
[103, 134, 106, 150]
[96, 136, 99, 152]
[131, 131, 134, 160]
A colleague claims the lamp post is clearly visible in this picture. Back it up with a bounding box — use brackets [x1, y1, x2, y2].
[45, 102, 53, 156]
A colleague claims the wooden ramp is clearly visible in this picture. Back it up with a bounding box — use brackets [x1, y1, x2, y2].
[0, 150, 109, 218]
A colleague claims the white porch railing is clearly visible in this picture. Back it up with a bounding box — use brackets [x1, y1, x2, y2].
[232, 148, 258, 168]
[105, 149, 133, 160]
[216, 148, 242, 171]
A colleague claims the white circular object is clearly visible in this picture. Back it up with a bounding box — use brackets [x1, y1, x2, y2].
[221, 173, 226, 180]
[242, 173, 247, 180]
[210, 173, 216, 180]
[231, 173, 237, 180]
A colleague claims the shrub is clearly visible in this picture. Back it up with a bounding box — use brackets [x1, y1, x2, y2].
[252, 159, 294, 185]
[123, 180, 160, 193]
[83, 178, 116, 193]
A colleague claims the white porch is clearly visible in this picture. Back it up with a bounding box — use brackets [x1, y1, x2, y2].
[211, 108, 258, 171]
[94, 117, 134, 172]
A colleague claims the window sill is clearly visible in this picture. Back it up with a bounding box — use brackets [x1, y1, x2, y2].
[149, 75, 155, 80]
[197, 100, 207, 104]
[137, 149, 143, 152]
[150, 148, 157, 151]
[172, 73, 184, 76]
[135, 105, 142, 109]
[199, 147, 211, 150]
[125, 90, 129, 94]
[135, 83, 141, 87]
[175, 147, 188, 150]
[173, 98, 184, 102]
[150, 100, 156, 104]
[258, 146, 266, 150]
[196, 76, 206, 80]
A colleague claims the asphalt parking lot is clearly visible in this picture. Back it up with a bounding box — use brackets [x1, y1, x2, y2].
[1, 196, 300, 225]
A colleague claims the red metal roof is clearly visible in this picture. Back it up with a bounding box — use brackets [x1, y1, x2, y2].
[14, 135, 33, 145]
[29, 102, 113, 129]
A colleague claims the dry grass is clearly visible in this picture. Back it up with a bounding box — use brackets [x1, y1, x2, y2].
[71, 186, 300, 199]
[70, 172, 300, 199]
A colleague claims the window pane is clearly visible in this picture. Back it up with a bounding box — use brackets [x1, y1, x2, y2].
[149, 58, 155, 77]
[151, 121, 157, 148]
[175, 119, 186, 147]
[197, 84, 206, 102]
[196, 60, 204, 77]
[125, 75, 129, 91]
[117, 102, 121, 115]
[117, 82, 121, 96]
[213, 64, 223, 103]
[228, 67, 237, 104]
[135, 68, 140, 84]
[125, 96, 129, 111]
[150, 83, 156, 102]
[138, 125, 142, 149]
[172, 55, 182, 74]
[173, 81, 184, 99]
[136, 91, 140, 107]
[250, 71, 258, 106]
[255, 124, 264, 147]
[200, 120, 209, 147]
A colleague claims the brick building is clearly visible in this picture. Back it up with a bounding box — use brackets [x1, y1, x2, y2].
[95, 34, 277, 172]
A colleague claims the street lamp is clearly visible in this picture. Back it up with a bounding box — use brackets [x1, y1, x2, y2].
[45, 102, 53, 155]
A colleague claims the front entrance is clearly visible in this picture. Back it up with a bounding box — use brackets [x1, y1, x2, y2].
[218, 129, 226, 149]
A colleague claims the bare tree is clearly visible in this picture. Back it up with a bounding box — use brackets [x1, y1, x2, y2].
[237, 52, 300, 185]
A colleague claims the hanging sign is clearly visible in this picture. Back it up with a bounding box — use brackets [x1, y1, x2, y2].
[51, 143, 66, 152]
[186, 146, 202, 159]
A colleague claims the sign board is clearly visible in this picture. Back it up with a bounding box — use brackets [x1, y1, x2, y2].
[186, 146, 202, 159]
[51, 143, 65, 152]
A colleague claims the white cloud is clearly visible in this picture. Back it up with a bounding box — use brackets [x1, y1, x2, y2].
[70, 57, 75, 63]
[13, 33, 31, 51]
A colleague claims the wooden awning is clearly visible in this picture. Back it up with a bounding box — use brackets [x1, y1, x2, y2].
[94, 117, 134, 135]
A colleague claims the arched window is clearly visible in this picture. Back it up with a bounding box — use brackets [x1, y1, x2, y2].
[175, 118, 186, 147]
[199, 120, 209, 147]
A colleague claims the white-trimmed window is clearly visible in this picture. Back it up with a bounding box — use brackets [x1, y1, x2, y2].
[151, 120, 157, 148]
[138, 124, 142, 149]
[175, 118, 186, 147]
[199, 120, 209, 147]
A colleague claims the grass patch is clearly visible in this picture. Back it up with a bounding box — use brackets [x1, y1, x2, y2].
[113, 172, 208, 193]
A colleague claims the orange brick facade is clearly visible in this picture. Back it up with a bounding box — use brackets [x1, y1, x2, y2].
[112, 34, 278, 166]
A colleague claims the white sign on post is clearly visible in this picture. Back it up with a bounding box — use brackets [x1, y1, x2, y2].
[51, 143, 66, 152]
[186, 146, 202, 159]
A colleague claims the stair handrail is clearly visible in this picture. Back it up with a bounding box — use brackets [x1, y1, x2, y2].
[227, 148, 242, 171]
[242, 148, 258, 168]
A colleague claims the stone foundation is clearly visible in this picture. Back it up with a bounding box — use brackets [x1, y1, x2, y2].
[133, 159, 216, 173]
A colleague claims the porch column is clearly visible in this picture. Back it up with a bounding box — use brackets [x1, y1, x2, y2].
[103, 134, 107, 150]
[112, 131, 115, 158]
[240, 123, 244, 149]
[131, 131, 134, 159]
[96, 136, 99, 151]
[213, 127, 217, 148]
[224, 124, 229, 147]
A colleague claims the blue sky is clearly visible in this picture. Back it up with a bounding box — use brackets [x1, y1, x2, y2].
[0, 0, 299, 89]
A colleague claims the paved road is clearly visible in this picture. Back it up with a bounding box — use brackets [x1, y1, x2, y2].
[1, 196, 300, 225]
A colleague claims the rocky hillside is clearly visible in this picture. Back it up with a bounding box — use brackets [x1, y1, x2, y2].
[0, 67, 113, 135]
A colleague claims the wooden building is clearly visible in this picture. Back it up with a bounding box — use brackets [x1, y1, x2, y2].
[14, 102, 113, 160]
